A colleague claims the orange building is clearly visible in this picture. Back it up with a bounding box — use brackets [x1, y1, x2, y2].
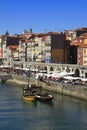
[70, 33, 87, 65]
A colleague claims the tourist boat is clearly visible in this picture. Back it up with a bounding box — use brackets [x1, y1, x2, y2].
[35, 93, 54, 102]
[22, 70, 39, 102]
[22, 87, 36, 102]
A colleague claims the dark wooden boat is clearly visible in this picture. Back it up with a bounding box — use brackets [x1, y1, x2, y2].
[35, 93, 53, 102]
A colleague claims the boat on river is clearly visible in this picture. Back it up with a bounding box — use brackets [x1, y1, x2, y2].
[23, 95, 36, 102]
[22, 72, 53, 102]
[22, 69, 40, 102]
[22, 87, 36, 102]
[22, 86, 53, 102]
[35, 93, 53, 102]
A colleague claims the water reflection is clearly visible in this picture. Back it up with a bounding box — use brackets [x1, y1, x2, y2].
[37, 100, 54, 107]
[22, 99, 54, 108]
[0, 84, 87, 130]
[22, 100, 37, 106]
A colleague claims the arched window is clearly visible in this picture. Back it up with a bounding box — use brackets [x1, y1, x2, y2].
[75, 69, 80, 77]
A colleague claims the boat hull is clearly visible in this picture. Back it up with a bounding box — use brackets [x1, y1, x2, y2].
[35, 94, 53, 102]
[23, 96, 36, 102]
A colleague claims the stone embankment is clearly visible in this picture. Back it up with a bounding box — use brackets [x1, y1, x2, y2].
[6, 75, 28, 87]
[6, 75, 87, 101]
[40, 81, 87, 101]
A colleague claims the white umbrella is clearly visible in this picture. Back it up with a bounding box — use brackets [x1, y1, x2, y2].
[22, 68, 29, 71]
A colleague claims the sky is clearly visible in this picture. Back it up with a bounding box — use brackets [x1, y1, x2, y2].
[0, 0, 87, 35]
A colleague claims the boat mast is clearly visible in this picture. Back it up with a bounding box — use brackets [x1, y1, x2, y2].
[28, 68, 31, 88]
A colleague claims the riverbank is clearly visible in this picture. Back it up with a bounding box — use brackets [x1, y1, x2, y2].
[6, 77, 27, 87]
[6, 75, 87, 101]
[6, 79, 27, 86]
[6, 75, 37, 87]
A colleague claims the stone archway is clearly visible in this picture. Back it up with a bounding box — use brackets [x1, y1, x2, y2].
[75, 69, 80, 77]
[50, 66, 54, 71]
[44, 66, 47, 71]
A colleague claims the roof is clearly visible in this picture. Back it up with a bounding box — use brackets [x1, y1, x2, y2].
[9, 45, 18, 50]
[70, 33, 87, 47]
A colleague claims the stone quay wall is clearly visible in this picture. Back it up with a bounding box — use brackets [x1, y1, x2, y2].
[39, 81, 87, 101]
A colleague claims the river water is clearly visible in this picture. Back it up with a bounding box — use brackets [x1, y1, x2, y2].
[0, 83, 87, 130]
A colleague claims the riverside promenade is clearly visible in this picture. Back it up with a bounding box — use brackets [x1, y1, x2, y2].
[6, 75, 87, 101]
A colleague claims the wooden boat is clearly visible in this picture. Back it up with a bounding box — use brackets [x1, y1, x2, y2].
[22, 71, 38, 102]
[22, 86, 36, 102]
[22, 84, 42, 96]
[23, 95, 36, 102]
[35, 93, 53, 102]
